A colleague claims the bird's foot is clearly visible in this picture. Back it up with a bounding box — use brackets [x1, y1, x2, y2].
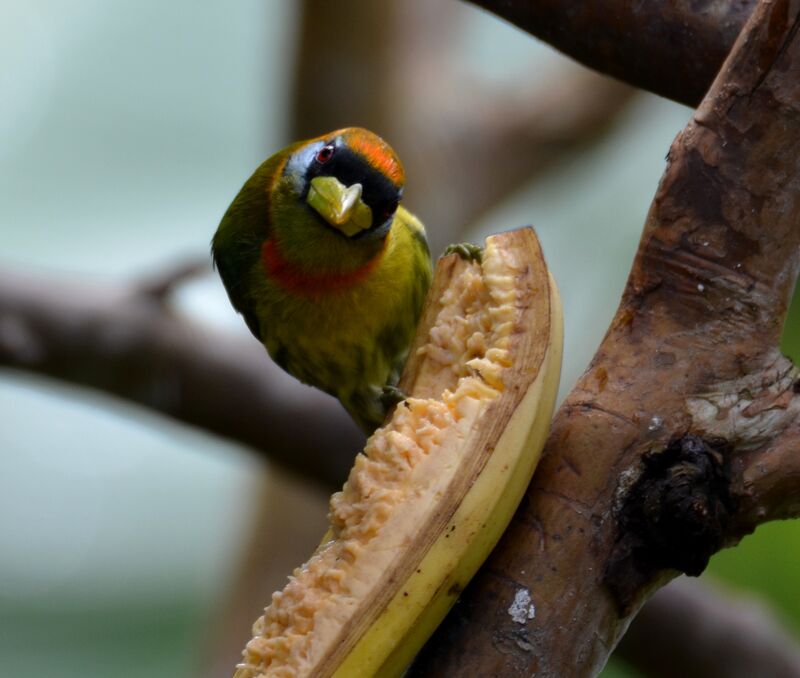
[380, 384, 408, 409]
[443, 242, 483, 263]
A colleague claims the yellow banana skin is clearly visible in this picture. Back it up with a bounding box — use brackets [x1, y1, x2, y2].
[233, 227, 562, 678]
[334, 232, 562, 677]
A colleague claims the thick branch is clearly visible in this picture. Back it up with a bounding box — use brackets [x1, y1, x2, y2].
[4, 4, 800, 675]
[737, 418, 800, 526]
[411, 1, 800, 675]
[467, 0, 756, 106]
[0, 265, 363, 488]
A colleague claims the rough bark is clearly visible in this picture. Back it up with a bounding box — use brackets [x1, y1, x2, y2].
[467, 0, 757, 106]
[3, 1, 800, 675]
[409, 0, 800, 675]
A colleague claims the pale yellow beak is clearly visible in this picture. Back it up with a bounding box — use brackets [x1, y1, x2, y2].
[307, 176, 373, 237]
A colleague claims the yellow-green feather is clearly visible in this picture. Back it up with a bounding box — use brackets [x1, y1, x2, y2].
[213, 129, 432, 434]
[251, 205, 431, 432]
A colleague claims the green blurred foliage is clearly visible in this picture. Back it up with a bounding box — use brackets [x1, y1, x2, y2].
[782, 283, 800, 364]
[0, 598, 204, 677]
[707, 521, 800, 632]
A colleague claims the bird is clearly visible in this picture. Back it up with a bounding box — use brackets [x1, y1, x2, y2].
[212, 127, 433, 434]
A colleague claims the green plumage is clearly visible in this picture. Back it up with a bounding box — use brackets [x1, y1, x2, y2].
[212, 128, 432, 433]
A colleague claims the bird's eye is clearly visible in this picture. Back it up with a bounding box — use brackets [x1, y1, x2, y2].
[383, 200, 399, 221]
[316, 144, 335, 164]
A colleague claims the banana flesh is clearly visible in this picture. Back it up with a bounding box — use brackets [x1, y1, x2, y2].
[234, 227, 563, 678]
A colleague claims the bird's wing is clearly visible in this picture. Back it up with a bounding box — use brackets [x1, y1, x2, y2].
[212, 245, 263, 341]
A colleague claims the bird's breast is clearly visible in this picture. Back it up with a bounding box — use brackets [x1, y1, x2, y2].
[260, 238, 382, 299]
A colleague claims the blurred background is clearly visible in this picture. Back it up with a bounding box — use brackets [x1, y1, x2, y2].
[1, 2, 797, 677]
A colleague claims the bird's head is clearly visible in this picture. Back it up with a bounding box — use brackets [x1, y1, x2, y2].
[279, 127, 405, 242]
[212, 128, 406, 313]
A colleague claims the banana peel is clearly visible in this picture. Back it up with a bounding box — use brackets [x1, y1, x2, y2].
[234, 226, 563, 678]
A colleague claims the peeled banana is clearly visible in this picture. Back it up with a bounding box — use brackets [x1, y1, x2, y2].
[233, 227, 563, 678]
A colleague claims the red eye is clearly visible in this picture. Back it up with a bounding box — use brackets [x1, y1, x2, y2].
[316, 144, 335, 164]
[383, 200, 399, 221]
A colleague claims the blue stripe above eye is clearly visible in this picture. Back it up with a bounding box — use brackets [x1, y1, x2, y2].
[284, 141, 325, 192]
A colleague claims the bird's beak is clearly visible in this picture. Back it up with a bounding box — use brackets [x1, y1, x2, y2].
[307, 176, 373, 237]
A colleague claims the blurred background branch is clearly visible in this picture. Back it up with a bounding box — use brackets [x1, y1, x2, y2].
[467, 0, 756, 106]
[1, 1, 798, 677]
[0, 263, 362, 488]
[292, 0, 637, 254]
[618, 577, 800, 678]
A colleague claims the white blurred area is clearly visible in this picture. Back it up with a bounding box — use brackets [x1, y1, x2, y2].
[0, 2, 691, 676]
[0, 2, 295, 675]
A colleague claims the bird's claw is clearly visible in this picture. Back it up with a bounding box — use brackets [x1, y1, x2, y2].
[443, 242, 483, 263]
[380, 384, 408, 409]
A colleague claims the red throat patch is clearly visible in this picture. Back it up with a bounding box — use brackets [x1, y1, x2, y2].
[261, 239, 382, 298]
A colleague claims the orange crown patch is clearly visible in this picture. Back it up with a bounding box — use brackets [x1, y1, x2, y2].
[337, 128, 405, 187]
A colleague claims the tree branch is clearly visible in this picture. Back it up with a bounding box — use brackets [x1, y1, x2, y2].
[617, 577, 800, 678]
[736, 419, 800, 526]
[5, 262, 799, 678]
[4, 3, 800, 675]
[0, 264, 364, 489]
[410, 0, 800, 674]
[466, 0, 757, 106]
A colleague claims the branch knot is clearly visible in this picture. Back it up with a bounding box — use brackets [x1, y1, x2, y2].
[605, 435, 735, 614]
